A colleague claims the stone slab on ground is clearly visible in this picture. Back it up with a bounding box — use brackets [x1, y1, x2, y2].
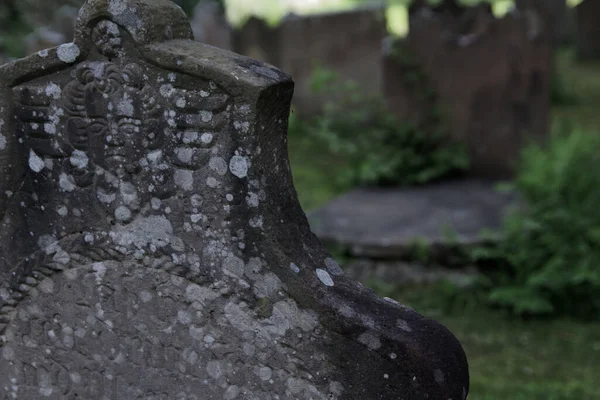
[309, 179, 519, 259]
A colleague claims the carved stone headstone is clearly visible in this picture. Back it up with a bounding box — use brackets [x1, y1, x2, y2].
[0, 1, 469, 399]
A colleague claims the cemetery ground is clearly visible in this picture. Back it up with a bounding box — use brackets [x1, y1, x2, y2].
[289, 48, 600, 400]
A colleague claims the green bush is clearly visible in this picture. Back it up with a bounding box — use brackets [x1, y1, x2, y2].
[483, 125, 600, 319]
[299, 66, 469, 187]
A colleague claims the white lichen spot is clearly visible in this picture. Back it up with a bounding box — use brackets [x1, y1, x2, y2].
[434, 369, 445, 384]
[201, 132, 213, 144]
[390, 352, 397, 360]
[246, 192, 259, 207]
[0, 134, 6, 151]
[45, 83, 62, 99]
[229, 155, 249, 178]
[199, 110, 213, 122]
[69, 150, 88, 169]
[357, 332, 381, 350]
[92, 262, 106, 285]
[249, 216, 263, 228]
[59, 173, 76, 192]
[234, 121, 250, 133]
[28, 150, 45, 173]
[139, 291, 153, 303]
[176, 147, 194, 164]
[176, 98, 187, 108]
[206, 177, 219, 188]
[224, 385, 240, 400]
[396, 319, 412, 332]
[289, 263, 300, 274]
[108, 0, 128, 15]
[57, 206, 68, 217]
[324, 257, 343, 276]
[147, 150, 163, 164]
[316, 269, 334, 287]
[177, 310, 192, 325]
[174, 169, 194, 191]
[159, 84, 175, 98]
[117, 92, 134, 117]
[209, 157, 228, 176]
[114, 206, 132, 223]
[44, 123, 56, 135]
[57, 43, 80, 63]
[206, 360, 224, 379]
[226, 194, 234, 202]
[200, 90, 210, 97]
[38, 49, 49, 57]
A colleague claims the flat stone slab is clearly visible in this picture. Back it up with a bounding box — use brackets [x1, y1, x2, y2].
[309, 179, 519, 258]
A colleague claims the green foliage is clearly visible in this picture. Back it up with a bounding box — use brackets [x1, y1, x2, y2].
[481, 125, 600, 319]
[301, 64, 469, 187]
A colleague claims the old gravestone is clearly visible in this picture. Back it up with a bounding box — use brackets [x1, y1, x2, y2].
[0, 0, 469, 399]
[386, 2, 551, 179]
[232, 4, 388, 116]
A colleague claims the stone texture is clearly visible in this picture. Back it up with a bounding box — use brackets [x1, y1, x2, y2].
[232, 4, 388, 116]
[576, 0, 600, 60]
[387, 4, 551, 179]
[0, 1, 468, 399]
[309, 179, 518, 259]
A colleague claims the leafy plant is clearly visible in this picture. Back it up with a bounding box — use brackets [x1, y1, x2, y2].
[481, 125, 600, 319]
[302, 61, 469, 187]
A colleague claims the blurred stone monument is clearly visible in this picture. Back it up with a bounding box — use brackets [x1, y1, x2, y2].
[233, 4, 388, 116]
[190, 0, 233, 50]
[575, 0, 600, 60]
[0, 0, 469, 399]
[515, 0, 571, 46]
[386, 0, 552, 179]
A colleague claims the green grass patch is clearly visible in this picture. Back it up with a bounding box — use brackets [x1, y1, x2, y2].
[369, 282, 600, 400]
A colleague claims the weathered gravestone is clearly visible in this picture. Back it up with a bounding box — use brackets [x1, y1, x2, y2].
[575, 0, 600, 60]
[386, 2, 551, 179]
[232, 4, 388, 116]
[0, 0, 469, 399]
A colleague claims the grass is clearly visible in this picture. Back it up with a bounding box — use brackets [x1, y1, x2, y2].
[287, 49, 600, 399]
[370, 283, 600, 400]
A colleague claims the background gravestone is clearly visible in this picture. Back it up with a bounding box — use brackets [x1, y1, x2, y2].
[0, 0, 469, 399]
[232, 4, 388, 116]
[190, 0, 233, 50]
[515, 0, 570, 46]
[386, 4, 551, 179]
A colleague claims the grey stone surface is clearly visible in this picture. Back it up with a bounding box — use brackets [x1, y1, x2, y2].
[309, 180, 518, 259]
[0, 1, 468, 399]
